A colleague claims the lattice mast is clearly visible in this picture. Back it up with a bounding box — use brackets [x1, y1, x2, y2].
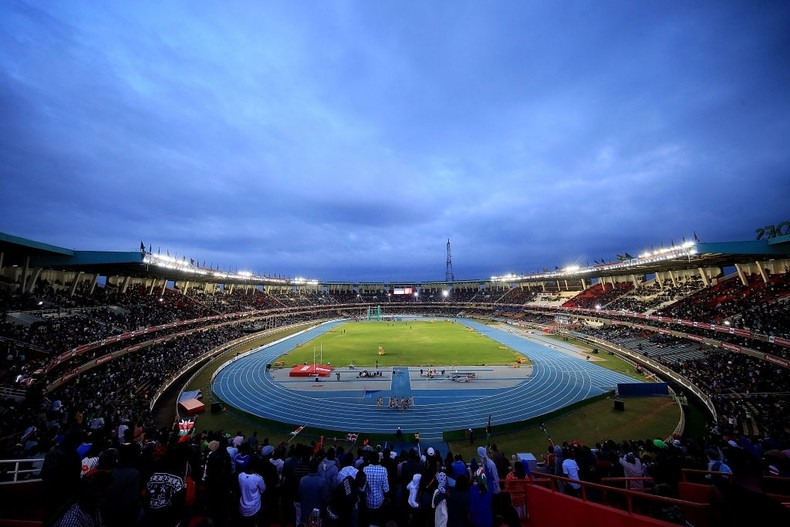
[446, 239, 455, 282]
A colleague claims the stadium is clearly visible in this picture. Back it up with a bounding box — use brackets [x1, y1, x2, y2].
[1, 229, 789, 526]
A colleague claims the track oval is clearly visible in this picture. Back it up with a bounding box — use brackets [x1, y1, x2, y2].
[212, 319, 637, 439]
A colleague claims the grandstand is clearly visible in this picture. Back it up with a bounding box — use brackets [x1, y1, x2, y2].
[1, 230, 789, 526]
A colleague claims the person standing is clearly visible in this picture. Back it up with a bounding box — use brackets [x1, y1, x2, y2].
[433, 472, 449, 527]
[406, 473, 422, 527]
[362, 450, 390, 527]
[238, 458, 266, 526]
[298, 458, 330, 526]
[619, 452, 644, 490]
[327, 469, 366, 527]
[447, 473, 471, 527]
[203, 438, 233, 527]
[561, 447, 582, 497]
[469, 465, 494, 527]
[489, 444, 510, 485]
[477, 446, 501, 494]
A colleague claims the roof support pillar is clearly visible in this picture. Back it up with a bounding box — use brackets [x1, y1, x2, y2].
[734, 263, 748, 286]
[70, 272, 84, 296]
[120, 276, 131, 294]
[26, 267, 42, 294]
[21, 256, 30, 294]
[754, 261, 769, 284]
[697, 268, 710, 287]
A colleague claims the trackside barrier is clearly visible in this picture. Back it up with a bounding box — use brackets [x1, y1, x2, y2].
[0, 459, 43, 485]
[506, 472, 710, 527]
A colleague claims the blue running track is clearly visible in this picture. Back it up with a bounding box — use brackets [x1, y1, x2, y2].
[211, 319, 638, 442]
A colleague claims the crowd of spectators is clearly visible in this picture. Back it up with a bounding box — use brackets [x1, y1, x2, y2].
[28, 409, 790, 527]
[1, 267, 789, 525]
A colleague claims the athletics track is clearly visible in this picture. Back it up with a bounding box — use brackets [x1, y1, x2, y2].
[211, 318, 638, 443]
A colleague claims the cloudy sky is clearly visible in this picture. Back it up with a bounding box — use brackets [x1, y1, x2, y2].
[1, 1, 788, 281]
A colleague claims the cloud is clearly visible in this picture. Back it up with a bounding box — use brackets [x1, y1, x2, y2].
[1, 1, 789, 281]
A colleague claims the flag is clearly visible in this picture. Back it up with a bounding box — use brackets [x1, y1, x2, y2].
[346, 433, 359, 441]
[313, 435, 325, 455]
[178, 416, 196, 439]
[616, 254, 626, 261]
[625, 253, 634, 260]
[693, 231, 700, 242]
[140, 241, 145, 252]
[287, 425, 305, 443]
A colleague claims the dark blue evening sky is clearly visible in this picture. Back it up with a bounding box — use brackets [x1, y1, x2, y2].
[1, 1, 788, 281]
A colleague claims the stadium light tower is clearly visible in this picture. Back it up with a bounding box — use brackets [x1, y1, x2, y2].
[446, 239, 455, 282]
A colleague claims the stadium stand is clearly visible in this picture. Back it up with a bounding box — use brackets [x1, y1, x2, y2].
[1, 232, 789, 526]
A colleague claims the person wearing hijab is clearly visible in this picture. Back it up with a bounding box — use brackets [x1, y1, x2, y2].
[406, 472, 422, 527]
[433, 471, 449, 527]
[477, 446, 501, 493]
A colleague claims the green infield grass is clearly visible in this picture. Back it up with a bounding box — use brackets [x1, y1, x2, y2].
[272, 320, 526, 368]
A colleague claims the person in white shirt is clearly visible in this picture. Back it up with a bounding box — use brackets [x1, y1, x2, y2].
[238, 459, 266, 526]
[561, 447, 582, 497]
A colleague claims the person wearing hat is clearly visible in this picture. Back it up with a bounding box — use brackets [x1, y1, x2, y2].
[204, 437, 232, 527]
[420, 446, 442, 513]
[258, 443, 281, 526]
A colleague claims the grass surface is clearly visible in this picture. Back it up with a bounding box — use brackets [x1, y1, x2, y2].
[447, 395, 680, 463]
[274, 320, 526, 368]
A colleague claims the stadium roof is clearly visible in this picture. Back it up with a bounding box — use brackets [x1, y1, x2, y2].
[2, 231, 789, 286]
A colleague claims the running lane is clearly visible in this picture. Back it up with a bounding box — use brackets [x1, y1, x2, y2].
[211, 319, 638, 440]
